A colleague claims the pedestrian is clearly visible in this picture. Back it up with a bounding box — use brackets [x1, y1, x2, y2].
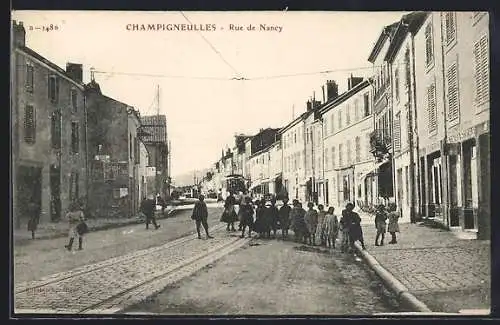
[316, 204, 327, 246]
[374, 204, 388, 246]
[141, 195, 160, 230]
[64, 201, 86, 251]
[239, 197, 254, 238]
[304, 202, 318, 245]
[191, 195, 213, 239]
[387, 203, 400, 244]
[323, 207, 339, 248]
[345, 203, 366, 250]
[268, 198, 279, 238]
[220, 192, 238, 231]
[339, 207, 352, 253]
[290, 200, 307, 243]
[27, 201, 40, 240]
[254, 199, 267, 238]
[278, 197, 292, 240]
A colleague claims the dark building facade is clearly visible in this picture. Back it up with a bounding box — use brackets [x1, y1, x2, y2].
[11, 21, 88, 228]
[85, 80, 142, 217]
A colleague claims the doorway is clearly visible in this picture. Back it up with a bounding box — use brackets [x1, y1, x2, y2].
[50, 164, 61, 221]
[16, 165, 42, 228]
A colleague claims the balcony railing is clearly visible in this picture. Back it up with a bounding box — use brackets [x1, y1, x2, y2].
[369, 131, 392, 162]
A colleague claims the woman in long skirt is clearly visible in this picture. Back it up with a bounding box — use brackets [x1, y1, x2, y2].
[220, 193, 238, 231]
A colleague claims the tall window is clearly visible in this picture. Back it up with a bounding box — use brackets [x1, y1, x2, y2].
[346, 104, 351, 125]
[338, 110, 342, 129]
[365, 133, 371, 159]
[444, 12, 457, 46]
[427, 81, 437, 133]
[355, 136, 361, 162]
[69, 172, 79, 202]
[331, 146, 336, 169]
[447, 62, 460, 123]
[339, 143, 343, 166]
[473, 34, 489, 107]
[71, 89, 78, 112]
[330, 114, 335, 134]
[129, 134, 133, 160]
[354, 99, 359, 121]
[48, 75, 59, 103]
[347, 140, 352, 164]
[394, 112, 401, 152]
[51, 110, 61, 149]
[395, 67, 400, 102]
[26, 63, 34, 92]
[24, 104, 36, 144]
[71, 122, 79, 153]
[324, 148, 329, 170]
[363, 93, 370, 117]
[425, 23, 434, 67]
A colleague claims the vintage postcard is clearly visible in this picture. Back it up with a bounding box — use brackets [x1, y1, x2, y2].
[11, 10, 491, 317]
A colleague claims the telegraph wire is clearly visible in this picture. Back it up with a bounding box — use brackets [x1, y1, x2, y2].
[90, 62, 407, 82]
[179, 11, 243, 79]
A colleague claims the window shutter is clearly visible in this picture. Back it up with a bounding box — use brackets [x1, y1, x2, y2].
[346, 104, 351, 125]
[427, 82, 437, 133]
[395, 68, 400, 101]
[394, 113, 401, 152]
[347, 140, 351, 164]
[474, 34, 489, 107]
[24, 105, 35, 143]
[331, 146, 336, 168]
[445, 12, 456, 45]
[425, 24, 433, 66]
[355, 136, 361, 162]
[447, 63, 460, 122]
[330, 114, 334, 134]
[324, 148, 329, 170]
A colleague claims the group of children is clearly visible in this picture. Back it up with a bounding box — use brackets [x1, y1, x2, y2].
[218, 195, 369, 253]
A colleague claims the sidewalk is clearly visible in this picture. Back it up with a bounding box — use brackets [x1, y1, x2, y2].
[14, 206, 178, 245]
[355, 212, 491, 314]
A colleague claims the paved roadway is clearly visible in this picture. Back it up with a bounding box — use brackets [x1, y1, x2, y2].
[14, 204, 403, 315]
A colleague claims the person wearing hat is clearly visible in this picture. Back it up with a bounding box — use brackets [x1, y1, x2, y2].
[278, 197, 292, 240]
[304, 202, 319, 245]
[64, 201, 85, 251]
[290, 200, 307, 243]
[239, 196, 254, 238]
[141, 195, 160, 230]
[374, 204, 388, 246]
[345, 202, 365, 250]
[191, 194, 213, 239]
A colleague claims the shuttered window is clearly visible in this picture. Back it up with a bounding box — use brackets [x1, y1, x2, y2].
[354, 99, 359, 121]
[331, 146, 336, 169]
[427, 82, 437, 133]
[473, 12, 486, 25]
[71, 122, 79, 153]
[425, 23, 434, 67]
[394, 112, 401, 152]
[365, 133, 371, 159]
[324, 148, 329, 170]
[473, 34, 489, 107]
[338, 143, 343, 166]
[71, 89, 78, 112]
[26, 64, 34, 92]
[395, 67, 400, 102]
[445, 12, 457, 46]
[330, 114, 335, 134]
[347, 139, 352, 164]
[338, 110, 342, 129]
[24, 105, 36, 143]
[48, 75, 59, 103]
[51, 110, 61, 149]
[355, 136, 361, 162]
[363, 93, 370, 117]
[447, 62, 460, 122]
[346, 104, 351, 125]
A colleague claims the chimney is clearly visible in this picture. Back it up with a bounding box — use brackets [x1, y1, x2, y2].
[306, 100, 312, 111]
[326, 80, 339, 101]
[12, 20, 26, 47]
[348, 75, 364, 90]
[66, 63, 83, 83]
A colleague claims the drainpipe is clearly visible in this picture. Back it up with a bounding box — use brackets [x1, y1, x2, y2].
[439, 12, 450, 228]
[84, 92, 89, 210]
[410, 31, 422, 221]
[321, 116, 326, 205]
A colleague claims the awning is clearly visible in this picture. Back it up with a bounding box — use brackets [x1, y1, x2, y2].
[359, 160, 390, 182]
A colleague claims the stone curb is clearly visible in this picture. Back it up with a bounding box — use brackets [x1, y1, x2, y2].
[14, 208, 179, 245]
[353, 242, 432, 313]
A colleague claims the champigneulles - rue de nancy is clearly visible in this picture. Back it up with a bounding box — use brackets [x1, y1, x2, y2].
[126, 23, 217, 31]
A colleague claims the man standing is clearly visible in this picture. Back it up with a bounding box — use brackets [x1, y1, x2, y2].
[278, 198, 292, 240]
[141, 195, 160, 230]
[191, 195, 213, 239]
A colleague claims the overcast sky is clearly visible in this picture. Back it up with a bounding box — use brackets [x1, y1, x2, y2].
[12, 10, 408, 180]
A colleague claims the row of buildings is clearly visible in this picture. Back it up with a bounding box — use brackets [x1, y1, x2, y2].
[201, 11, 490, 240]
[11, 20, 171, 229]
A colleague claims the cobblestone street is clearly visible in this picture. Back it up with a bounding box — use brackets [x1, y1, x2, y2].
[125, 237, 404, 315]
[357, 214, 491, 313]
[14, 204, 220, 283]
